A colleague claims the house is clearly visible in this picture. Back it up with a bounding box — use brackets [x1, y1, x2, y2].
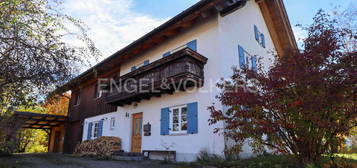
[60, 0, 296, 162]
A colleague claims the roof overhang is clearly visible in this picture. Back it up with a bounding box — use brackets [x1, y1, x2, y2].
[256, 0, 298, 56]
[14, 111, 67, 129]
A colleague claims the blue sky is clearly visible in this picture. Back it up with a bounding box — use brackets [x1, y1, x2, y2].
[62, 0, 356, 64]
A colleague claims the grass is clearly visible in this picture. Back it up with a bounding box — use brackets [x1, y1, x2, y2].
[176, 153, 357, 168]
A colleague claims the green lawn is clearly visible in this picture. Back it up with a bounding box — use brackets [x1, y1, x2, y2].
[176, 153, 357, 168]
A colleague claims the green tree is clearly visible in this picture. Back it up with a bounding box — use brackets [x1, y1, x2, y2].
[0, 0, 100, 113]
[0, 0, 99, 154]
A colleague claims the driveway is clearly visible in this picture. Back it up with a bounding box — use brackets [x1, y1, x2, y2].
[0, 153, 183, 168]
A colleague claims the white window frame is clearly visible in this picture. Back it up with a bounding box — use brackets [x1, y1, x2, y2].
[169, 105, 188, 134]
[242, 49, 256, 70]
[96, 87, 103, 98]
[92, 121, 99, 138]
[110, 117, 115, 130]
[75, 94, 80, 106]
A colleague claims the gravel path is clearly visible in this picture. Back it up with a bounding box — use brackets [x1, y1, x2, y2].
[0, 153, 183, 168]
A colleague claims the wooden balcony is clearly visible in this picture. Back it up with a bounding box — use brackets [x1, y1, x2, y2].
[105, 48, 208, 106]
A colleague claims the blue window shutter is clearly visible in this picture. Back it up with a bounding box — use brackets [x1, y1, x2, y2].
[254, 25, 259, 42]
[260, 33, 265, 48]
[98, 120, 104, 137]
[251, 56, 257, 72]
[160, 107, 170, 135]
[98, 120, 103, 137]
[162, 51, 171, 57]
[187, 40, 197, 51]
[131, 66, 136, 72]
[87, 122, 93, 140]
[143, 60, 149, 66]
[238, 45, 246, 69]
[187, 102, 198, 134]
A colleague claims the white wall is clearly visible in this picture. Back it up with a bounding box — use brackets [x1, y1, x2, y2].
[218, 0, 276, 79]
[83, 0, 277, 162]
[84, 16, 225, 162]
[217, 1, 276, 157]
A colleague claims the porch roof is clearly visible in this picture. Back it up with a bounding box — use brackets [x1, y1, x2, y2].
[14, 111, 67, 129]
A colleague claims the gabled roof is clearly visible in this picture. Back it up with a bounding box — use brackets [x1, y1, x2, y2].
[58, 0, 297, 92]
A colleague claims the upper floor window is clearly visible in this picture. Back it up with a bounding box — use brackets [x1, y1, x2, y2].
[162, 39, 197, 58]
[254, 25, 265, 48]
[238, 45, 257, 71]
[94, 84, 104, 98]
[131, 59, 150, 72]
[74, 93, 80, 105]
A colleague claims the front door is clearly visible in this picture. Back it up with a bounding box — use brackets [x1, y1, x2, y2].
[131, 113, 143, 153]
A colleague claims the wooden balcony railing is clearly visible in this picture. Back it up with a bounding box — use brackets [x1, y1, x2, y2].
[105, 48, 208, 106]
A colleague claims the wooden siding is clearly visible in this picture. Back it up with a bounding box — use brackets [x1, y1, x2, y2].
[64, 121, 82, 153]
[68, 84, 117, 122]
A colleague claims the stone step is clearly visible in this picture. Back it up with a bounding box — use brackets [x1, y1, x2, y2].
[112, 151, 143, 157]
[110, 155, 144, 161]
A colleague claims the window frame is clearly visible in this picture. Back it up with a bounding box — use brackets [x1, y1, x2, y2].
[169, 105, 188, 134]
[94, 84, 104, 99]
[110, 117, 115, 130]
[92, 121, 99, 138]
[74, 93, 80, 106]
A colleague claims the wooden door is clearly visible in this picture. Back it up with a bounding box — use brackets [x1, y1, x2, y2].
[131, 113, 143, 153]
[53, 131, 61, 153]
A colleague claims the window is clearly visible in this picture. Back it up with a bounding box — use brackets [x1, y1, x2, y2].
[131, 66, 137, 72]
[92, 122, 99, 138]
[94, 84, 104, 98]
[238, 45, 257, 71]
[254, 25, 265, 48]
[131, 60, 150, 72]
[110, 117, 115, 130]
[163, 39, 198, 58]
[170, 105, 188, 134]
[186, 40, 197, 51]
[162, 51, 171, 58]
[143, 60, 150, 66]
[161, 102, 198, 135]
[74, 93, 80, 105]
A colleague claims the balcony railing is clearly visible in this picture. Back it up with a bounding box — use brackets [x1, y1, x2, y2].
[105, 47, 208, 106]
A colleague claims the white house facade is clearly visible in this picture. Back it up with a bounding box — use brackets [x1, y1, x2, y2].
[65, 0, 296, 162]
